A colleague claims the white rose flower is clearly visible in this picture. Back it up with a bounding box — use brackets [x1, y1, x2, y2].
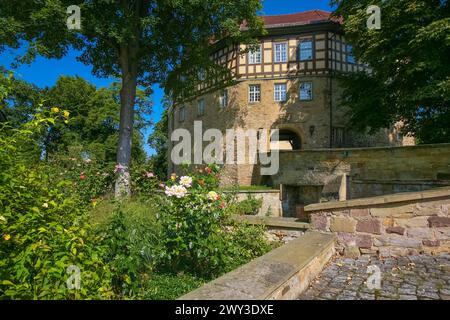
[179, 176, 193, 188]
[165, 185, 188, 198]
[172, 185, 188, 198]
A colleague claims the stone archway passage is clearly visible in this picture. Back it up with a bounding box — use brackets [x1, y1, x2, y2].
[271, 129, 302, 150]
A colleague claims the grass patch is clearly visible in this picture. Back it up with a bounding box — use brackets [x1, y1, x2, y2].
[90, 196, 158, 225]
[139, 273, 207, 300]
[220, 185, 277, 192]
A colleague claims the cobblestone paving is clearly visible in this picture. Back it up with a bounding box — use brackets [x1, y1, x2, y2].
[298, 254, 450, 300]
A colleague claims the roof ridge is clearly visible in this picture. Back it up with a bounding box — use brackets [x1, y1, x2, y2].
[261, 9, 332, 18]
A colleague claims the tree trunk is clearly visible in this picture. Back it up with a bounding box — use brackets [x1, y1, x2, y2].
[114, 0, 143, 198]
[115, 47, 138, 198]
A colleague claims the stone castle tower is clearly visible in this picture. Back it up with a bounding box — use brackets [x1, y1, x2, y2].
[167, 10, 414, 186]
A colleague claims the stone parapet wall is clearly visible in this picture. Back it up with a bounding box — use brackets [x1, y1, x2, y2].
[233, 190, 281, 217]
[306, 188, 450, 257]
[179, 232, 335, 300]
[270, 143, 450, 200]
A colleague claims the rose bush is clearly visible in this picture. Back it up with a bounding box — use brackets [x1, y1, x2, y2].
[154, 165, 271, 277]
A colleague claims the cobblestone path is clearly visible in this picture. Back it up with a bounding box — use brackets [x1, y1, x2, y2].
[298, 254, 450, 300]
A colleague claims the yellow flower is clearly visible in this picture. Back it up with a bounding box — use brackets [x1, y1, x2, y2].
[51, 107, 60, 113]
[3, 234, 11, 241]
[170, 173, 177, 181]
[63, 110, 70, 119]
[207, 191, 220, 201]
[42, 203, 49, 208]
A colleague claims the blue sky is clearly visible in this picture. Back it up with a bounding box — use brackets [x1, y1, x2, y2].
[0, 0, 334, 156]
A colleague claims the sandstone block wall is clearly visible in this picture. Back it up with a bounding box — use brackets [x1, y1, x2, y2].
[306, 188, 450, 257]
[167, 76, 407, 183]
[270, 143, 450, 200]
[234, 190, 282, 217]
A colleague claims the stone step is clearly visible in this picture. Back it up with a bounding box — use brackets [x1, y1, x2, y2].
[232, 214, 311, 230]
[179, 231, 335, 300]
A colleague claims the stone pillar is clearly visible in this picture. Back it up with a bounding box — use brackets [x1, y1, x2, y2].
[339, 174, 348, 201]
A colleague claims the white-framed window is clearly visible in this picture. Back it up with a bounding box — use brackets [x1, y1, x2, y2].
[179, 106, 186, 122]
[346, 44, 356, 64]
[274, 83, 287, 102]
[219, 89, 228, 108]
[197, 99, 205, 116]
[299, 40, 313, 61]
[248, 45, 262, 64]
[299, 82, 313, 101]
[274, 42, 288, 63]
[249, 85, 261, 103]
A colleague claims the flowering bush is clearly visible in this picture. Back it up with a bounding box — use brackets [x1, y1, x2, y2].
[0, 110, 113, 299]
[131, 164, 161, 196]
[154, 165, 271, 277]
[46, 153, 115, 205]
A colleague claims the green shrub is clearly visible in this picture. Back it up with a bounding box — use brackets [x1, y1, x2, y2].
[46, 152, 115, 205]
[0, 111, 113, 299]
[130, 163, 160, 196]
[97, 198, 161, 297]
[154, 165, 271, 277]
[231, 196, 263, 216]
[221, 222, 273, 271]
[139, 273, 206, 300]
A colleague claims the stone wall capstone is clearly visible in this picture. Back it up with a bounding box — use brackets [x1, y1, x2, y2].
[306, 188, 450, 257]
[269, 144, 450, 200]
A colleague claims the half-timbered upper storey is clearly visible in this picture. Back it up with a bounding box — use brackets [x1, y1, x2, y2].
[236, 10, 367, 78]
[195, 10, 366, 97]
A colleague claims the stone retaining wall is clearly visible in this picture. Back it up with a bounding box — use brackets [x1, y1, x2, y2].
[179, 232, 335, 300]
[268, 143, 450, 201]
[305, 188, 450, 257]
[234, 190, 282, 217]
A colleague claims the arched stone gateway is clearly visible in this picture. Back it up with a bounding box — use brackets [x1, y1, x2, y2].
[271, 129, 302, 151]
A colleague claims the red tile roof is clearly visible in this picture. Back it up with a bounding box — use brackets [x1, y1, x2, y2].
[262, 10, 335, 28]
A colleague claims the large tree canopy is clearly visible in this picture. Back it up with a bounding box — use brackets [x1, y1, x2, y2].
[42, 76, 150, 163]
[0, 0, 264, 197]
[0, 73, 149, 163]
[332, 0, 450, 144]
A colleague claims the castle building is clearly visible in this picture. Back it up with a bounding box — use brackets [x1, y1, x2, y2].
[167, 10, 413, 186]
